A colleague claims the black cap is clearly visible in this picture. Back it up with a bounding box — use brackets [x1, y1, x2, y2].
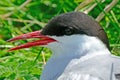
[41, 12, 110, 49]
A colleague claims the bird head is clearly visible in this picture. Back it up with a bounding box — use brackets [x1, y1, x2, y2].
[8, 12, 110, 52]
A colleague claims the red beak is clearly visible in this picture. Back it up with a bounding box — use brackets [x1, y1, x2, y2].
[8, 30, 56, 51]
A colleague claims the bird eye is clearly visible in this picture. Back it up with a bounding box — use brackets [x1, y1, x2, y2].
[64, 28, 73, 35]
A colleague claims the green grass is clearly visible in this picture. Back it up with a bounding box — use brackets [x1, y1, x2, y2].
[0, 0, 120, 80]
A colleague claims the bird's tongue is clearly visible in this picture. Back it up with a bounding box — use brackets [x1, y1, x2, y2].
[8, 30, 56, 51]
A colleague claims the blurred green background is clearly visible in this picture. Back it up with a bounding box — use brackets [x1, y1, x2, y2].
[0, 0, 120, 80]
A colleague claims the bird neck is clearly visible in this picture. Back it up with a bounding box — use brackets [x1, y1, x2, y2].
[41, 35, 110, 80]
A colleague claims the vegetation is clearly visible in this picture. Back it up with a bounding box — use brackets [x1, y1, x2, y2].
[0, 0, 120, 80]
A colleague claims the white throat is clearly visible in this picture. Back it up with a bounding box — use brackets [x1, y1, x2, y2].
[40, 35, 110, 80]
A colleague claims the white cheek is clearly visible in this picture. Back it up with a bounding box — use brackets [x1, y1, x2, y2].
[47, 34, 107, 51]
[46, 35, 83, 51]
[50, 35, 81, 44]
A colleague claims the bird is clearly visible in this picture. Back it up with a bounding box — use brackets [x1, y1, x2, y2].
[8, 12, 120, 80]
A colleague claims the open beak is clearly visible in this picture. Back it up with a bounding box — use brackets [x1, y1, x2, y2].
[8, 30, 56, 51]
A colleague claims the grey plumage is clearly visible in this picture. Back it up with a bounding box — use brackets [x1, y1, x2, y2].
[58, 54, 120, 80]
